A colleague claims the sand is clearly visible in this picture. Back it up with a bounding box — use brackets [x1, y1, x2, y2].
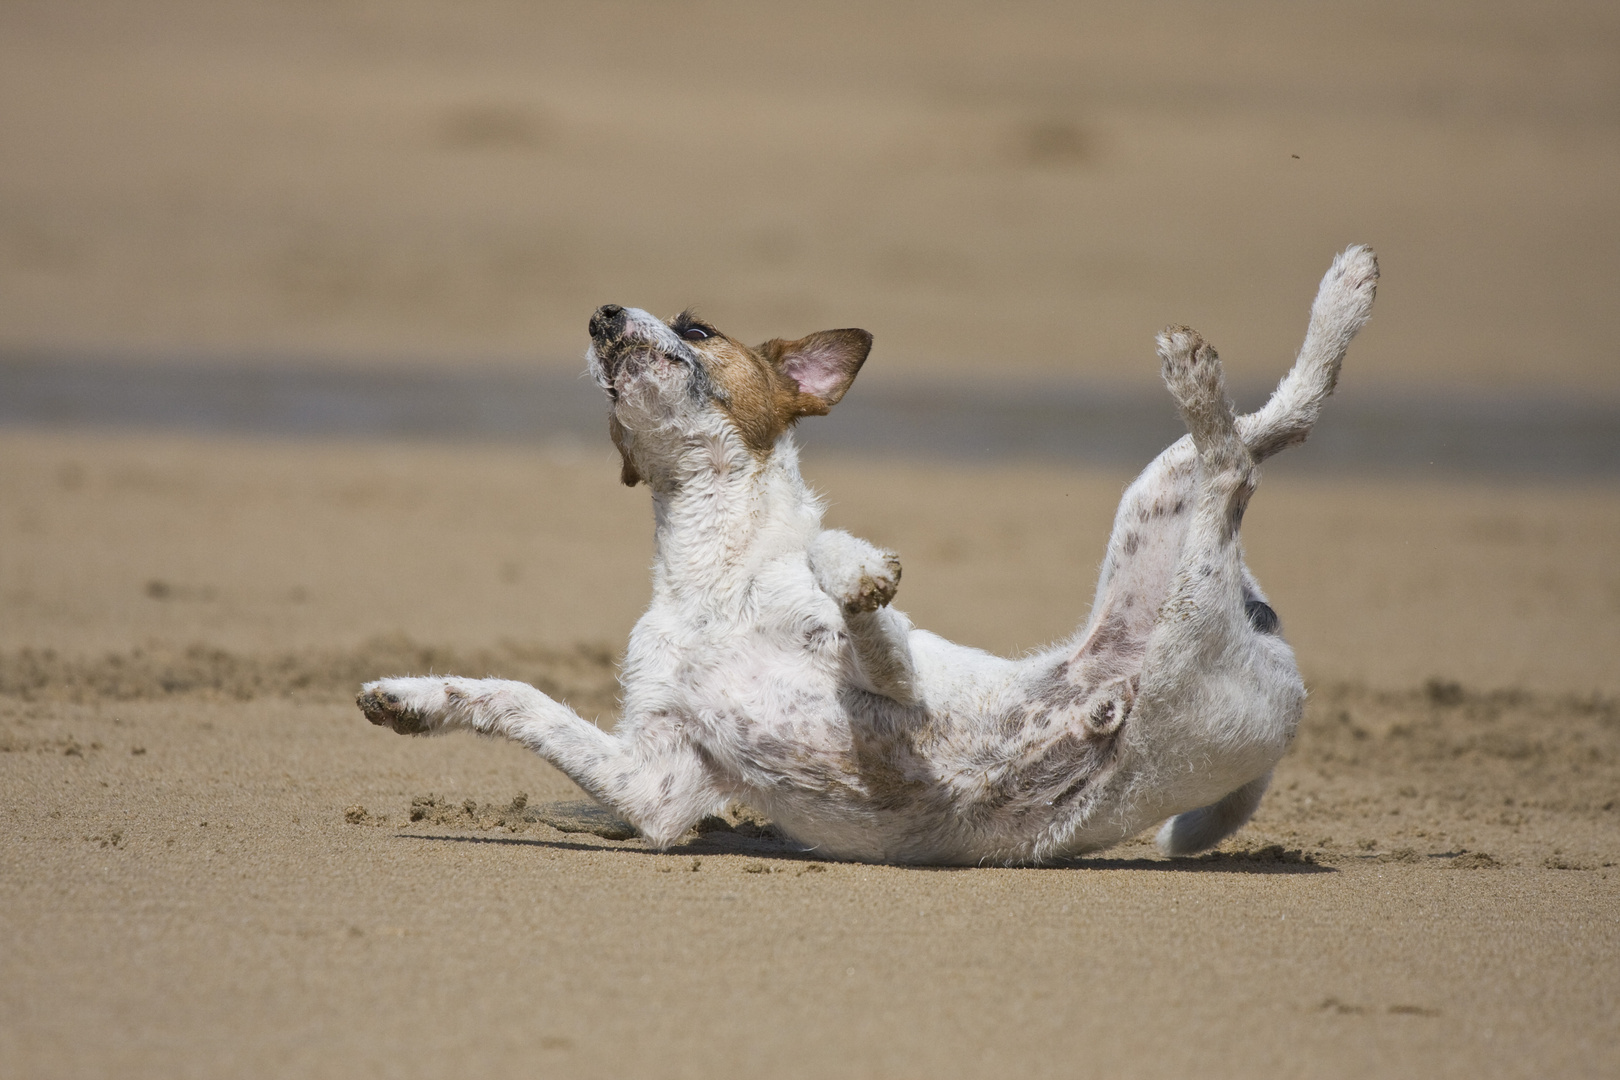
[2, 429, 1617, 1078]
[3, 2, 1619, 1076]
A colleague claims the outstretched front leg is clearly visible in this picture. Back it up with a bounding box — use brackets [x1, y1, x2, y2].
[357, 678, 722, 847]
[808, 529, 917, 704]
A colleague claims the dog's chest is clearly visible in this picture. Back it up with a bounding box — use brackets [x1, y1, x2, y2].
[626, 571, 849, 728]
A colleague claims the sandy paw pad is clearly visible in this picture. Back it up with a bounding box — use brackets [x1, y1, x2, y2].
[843, 555, 901, 613]
[1157, 326, 1227, 415]
[357, 687, 432, 734]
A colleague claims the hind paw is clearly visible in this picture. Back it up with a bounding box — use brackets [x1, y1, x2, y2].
[1158, 326, 1243, 463]
[1328, 244, 1379, 297]
[1312, 245, 1379, 337]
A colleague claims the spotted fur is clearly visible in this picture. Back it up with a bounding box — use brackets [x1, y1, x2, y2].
[359, 246, 1379, 864]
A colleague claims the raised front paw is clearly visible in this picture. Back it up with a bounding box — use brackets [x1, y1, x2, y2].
[357, 678, 447, 735]
[808, 529, 902, 614]
[843, 554, 901, 613]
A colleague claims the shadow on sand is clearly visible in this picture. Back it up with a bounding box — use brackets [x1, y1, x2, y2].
[394, 827, 1336, 875]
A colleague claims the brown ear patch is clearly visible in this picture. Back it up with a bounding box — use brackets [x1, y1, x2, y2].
[608, 413, 641, 486]
[696, 337, 804, 459]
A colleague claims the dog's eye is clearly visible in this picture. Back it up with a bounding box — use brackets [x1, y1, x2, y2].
[682, 327, 710, 342]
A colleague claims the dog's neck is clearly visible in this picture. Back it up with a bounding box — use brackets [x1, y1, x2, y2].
[647, 431, 821, 603]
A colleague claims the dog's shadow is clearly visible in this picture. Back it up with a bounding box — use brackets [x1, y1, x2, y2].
[395, 800, 1335, 874]
[1052, 851, 1334, 874]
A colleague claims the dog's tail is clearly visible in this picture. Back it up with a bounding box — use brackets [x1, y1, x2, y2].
[1237, 245, 1378, 462]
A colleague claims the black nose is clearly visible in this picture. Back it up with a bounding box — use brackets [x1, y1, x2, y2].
[589, 304, 625, 339]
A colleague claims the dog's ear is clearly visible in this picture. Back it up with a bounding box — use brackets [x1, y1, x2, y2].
[760, 329, 872, 415]
[608, 414, 642, 487]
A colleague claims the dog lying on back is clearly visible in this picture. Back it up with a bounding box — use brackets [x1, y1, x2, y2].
[359, 247, 1378, 864]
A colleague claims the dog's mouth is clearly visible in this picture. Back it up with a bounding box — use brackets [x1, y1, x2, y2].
[595, 345, 691, 402]
[588, 304, 705, 410]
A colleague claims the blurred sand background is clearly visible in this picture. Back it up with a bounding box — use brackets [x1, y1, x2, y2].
[2, 3, 1617, 1078]
[3, 0, 1619, 394]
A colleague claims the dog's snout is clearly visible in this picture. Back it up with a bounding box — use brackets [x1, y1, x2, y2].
[589, 304, 626, 339]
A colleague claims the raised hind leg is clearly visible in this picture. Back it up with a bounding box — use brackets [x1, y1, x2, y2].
[1133, 328, 1304, 851]
[1240, 244, 1378, 460]
[1083, 245, 1377, 645]
[1071, 328, 1252, 674]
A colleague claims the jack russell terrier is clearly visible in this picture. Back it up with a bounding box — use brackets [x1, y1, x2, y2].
[359, 246, 1378, 864]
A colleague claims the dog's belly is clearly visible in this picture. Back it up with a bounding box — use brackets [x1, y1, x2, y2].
[697, 632, 1140, 863]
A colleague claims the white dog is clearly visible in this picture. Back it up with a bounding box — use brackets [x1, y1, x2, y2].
[360, 246, 1378, 864]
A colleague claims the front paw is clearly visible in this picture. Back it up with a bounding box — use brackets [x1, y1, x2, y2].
[841, 553, 901, 614]
[809, 530, 902, 614]
[357, 679, 438, 734]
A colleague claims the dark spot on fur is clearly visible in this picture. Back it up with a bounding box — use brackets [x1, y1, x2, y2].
[1139, 497, 1188, 523]
[1074, 613, 1136, 665]
[966, 729, 1121, 823]
[1034, 665, 1091, 710]
[683, 351, 717, 404]
[1245, 599, 1280, 635]
[1050, 773, 1094, 809]
[846, 722, 934, 812]
[1120, 532, 1141, 557]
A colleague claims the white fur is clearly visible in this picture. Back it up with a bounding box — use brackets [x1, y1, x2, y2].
[360, 246, 1379, 864]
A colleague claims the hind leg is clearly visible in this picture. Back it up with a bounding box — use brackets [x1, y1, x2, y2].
[1240, 244, 1378, 460]
[1152, 326, 1258, 647]
[1133, 329, 1303, 839]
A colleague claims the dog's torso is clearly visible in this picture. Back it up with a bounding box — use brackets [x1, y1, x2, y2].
[611, 441, 1238, 864]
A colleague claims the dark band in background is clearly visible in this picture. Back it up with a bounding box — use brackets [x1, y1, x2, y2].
[2, 351, 1615, 479]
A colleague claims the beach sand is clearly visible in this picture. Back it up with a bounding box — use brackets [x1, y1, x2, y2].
[2, 430, 1616, 1078]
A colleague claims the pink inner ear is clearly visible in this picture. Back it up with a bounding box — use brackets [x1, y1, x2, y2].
[781, 338, 857, 400]
[781, 350, 843, 399]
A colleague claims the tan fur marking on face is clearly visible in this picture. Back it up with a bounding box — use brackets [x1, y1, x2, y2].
[696, 336, 815, 460]
[685, 327, 872, 460]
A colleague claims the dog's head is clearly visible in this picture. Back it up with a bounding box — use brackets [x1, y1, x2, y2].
[586, 305, 872, 487]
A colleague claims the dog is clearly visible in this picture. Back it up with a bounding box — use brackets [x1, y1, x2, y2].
[359, 246, 1378, 864]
